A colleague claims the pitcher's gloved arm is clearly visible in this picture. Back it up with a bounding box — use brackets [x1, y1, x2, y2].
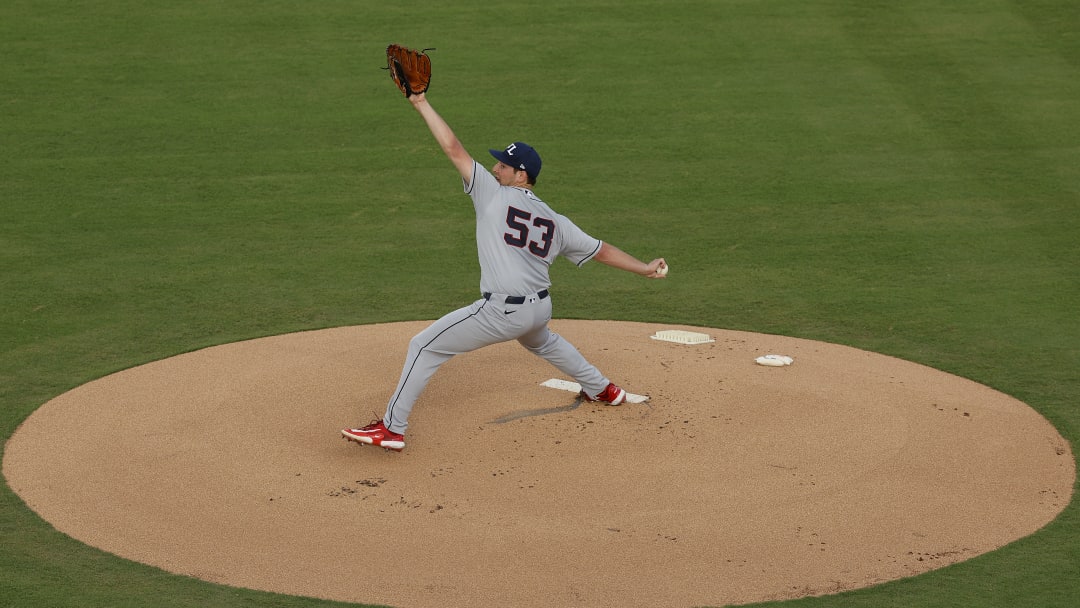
[409, 93, 475, 185]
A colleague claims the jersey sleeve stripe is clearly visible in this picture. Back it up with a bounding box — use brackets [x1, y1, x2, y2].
[573, 239, 603, 267]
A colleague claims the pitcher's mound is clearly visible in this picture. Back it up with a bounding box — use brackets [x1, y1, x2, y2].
[4, 321, 1074, 608]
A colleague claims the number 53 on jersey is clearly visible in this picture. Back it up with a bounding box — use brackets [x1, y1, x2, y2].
[504, 206, 554, 258]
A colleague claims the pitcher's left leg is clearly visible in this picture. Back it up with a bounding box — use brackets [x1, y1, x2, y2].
[383, 298, 512, 433]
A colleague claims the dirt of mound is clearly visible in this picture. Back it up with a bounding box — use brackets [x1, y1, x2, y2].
[3, 321, 1074, 608]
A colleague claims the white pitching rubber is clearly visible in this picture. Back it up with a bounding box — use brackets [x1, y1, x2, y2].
[540, 379, 649, 403]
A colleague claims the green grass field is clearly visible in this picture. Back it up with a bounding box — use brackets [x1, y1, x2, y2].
[2, 1, 1077, 606]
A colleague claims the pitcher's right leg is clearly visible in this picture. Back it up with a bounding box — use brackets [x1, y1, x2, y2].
[518, 324, 611, 398]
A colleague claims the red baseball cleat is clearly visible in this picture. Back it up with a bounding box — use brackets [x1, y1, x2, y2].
[342, 421, 405, 452]
[580, 382, 627, 406]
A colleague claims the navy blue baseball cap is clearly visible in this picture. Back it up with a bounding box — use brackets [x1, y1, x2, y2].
[489, 142, 542, 183]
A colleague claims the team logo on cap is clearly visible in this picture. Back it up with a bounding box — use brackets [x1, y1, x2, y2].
[505, 144, 526, 169]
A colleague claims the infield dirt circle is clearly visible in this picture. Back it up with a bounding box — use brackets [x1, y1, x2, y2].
[4, 320, 1074, 608]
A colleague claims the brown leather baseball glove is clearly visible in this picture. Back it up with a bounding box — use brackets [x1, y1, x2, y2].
[385, 44, 432, 97]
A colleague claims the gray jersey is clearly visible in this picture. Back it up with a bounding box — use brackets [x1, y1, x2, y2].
[465, 160, 601, 296]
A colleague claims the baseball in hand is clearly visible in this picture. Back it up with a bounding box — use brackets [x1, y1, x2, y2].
[657, 263, 669, 276]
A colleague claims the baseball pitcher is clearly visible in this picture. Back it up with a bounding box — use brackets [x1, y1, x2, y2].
[343, 45, 668, 451]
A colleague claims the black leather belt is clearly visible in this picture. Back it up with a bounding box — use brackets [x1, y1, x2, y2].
[483, 289, 549, 305]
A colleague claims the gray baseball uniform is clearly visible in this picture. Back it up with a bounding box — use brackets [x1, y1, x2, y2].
[381, 159, 613, 433]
